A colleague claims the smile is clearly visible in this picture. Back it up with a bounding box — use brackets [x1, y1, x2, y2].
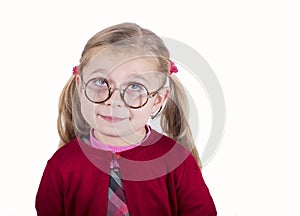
[97, 114, 127, 123]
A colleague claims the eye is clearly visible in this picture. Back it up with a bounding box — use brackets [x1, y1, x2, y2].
[93, 78, 108, 87]
[127, 83, 145, 91]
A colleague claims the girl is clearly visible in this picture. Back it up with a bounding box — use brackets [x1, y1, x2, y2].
[36, 22, 217, 215]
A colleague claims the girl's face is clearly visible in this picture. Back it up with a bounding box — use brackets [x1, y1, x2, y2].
[77, 51, 169, 145]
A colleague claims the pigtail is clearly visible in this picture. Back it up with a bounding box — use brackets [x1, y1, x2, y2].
[160, 75, 202, 168]
[57, 74, 90, 148]
[57, 76, 77, 148]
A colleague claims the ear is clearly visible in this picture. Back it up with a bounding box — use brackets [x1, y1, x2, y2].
[151, 87, 169, 113]
[75, 75, 83, 98]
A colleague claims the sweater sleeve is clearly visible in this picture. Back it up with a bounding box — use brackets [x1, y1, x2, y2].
[35, 160, 65, 216]
[175, 154, 217, 216]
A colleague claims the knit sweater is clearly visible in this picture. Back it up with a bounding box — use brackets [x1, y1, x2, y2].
[35, 129, 217, 215]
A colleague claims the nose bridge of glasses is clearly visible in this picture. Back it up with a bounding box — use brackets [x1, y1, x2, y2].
[106, 86, 126, 106]
[109, 87, 126, 97]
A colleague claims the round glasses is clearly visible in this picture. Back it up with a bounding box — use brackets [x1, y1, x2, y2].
[81, 78, 164, 109]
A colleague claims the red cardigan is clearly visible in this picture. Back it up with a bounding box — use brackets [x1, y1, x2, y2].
[36, 129, 217, 215]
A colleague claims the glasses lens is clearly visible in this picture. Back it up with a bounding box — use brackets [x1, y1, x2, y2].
[124, 83, 149, 108]
[86, 78, 109, 103]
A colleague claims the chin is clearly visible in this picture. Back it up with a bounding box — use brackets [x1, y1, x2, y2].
[95, 124, 136, 137]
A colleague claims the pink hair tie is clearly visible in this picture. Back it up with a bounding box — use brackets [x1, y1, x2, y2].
[169, 60, 178, 75]
[72, 66, 78, 75]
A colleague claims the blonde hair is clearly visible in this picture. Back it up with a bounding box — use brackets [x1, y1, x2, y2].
[57, 22, 201, 168]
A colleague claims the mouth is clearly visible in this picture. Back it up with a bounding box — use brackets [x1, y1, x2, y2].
[97, 114, 127, 123]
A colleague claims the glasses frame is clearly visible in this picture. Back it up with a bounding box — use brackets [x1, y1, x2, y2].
[80, 77, 165, 109]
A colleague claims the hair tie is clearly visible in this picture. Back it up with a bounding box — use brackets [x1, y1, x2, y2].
[72, 66, 78, 75]
[169, 60, 178, 75]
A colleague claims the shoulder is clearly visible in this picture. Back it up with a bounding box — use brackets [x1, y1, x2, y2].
[149, 130, 201, 175]
[154, 129, 191, 154]
[147, 129, 194, 170]
[147, 129, 179, 151]
[46, 138, 84, 168]
[136, 129, 183, 160]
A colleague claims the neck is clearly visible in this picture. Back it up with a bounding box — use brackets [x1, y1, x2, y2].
[92, 127, 147, 146]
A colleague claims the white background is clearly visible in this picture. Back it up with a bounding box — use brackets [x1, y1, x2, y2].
[0, 0, 299, 215]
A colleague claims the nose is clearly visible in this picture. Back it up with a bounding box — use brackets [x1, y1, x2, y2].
[104, 88, 125, 107]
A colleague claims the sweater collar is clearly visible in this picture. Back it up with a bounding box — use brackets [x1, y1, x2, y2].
[78, 126, 165, 157]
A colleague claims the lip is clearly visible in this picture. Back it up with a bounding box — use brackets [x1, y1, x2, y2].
[98, 114, 127, 123]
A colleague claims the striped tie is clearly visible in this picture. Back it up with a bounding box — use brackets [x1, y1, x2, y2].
[107, 153, 130, 216]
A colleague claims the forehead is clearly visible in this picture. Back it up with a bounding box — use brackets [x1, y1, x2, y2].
[83, 48, 162, 80]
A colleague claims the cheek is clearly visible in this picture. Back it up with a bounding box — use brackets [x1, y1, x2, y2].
[80, 98, 96, 126]
[130, 106, 152, 123]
